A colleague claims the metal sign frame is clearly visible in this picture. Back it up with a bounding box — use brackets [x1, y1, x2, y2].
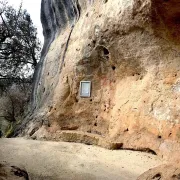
[80, 81, 91, 98]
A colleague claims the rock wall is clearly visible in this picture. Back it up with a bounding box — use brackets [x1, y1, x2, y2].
[24, 0, 180, 161]
[32, 0, 81, 107]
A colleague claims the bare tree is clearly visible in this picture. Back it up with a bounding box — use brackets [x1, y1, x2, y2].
[0, 0, 41, 85]
[0, 83, 31, 137]
[0, 1, 41, 137]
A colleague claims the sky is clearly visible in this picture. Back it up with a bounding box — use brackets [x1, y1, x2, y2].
[8, 0, 44, 44]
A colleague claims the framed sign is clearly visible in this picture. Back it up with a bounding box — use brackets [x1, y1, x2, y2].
[80, 81, 91, 97]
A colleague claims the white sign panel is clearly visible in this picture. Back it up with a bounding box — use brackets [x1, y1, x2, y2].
[80, 81, 91, 97]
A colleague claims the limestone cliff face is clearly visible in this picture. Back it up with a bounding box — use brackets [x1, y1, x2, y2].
[32, 0, 81, 107]
[27, 0, 180, 161]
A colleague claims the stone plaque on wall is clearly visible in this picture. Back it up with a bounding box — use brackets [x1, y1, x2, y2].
[80, 81, 91, 97]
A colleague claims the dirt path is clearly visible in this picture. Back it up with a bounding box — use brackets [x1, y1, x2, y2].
[0, 138, 163, 180]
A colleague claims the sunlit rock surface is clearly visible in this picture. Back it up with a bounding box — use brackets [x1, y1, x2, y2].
[137, 162, 180, 180]
[18, 0, 180, 163]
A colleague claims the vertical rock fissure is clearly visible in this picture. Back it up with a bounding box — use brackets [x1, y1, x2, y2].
[59, 0, 81, 72]
[59, 25, 75, 73]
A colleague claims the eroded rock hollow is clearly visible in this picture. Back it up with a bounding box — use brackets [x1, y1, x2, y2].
[21, 0, 180, 162]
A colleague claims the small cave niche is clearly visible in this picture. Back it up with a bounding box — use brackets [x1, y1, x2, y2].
[43, 87, 46, 93]
[104, 105, 106, 112]
[111, 65, 116, 71]
[95, 45, 110, 61]
[152, 173, 161, 179]
[133, 73, 140, 76]
[158, 135, 162, 139]
[124, 128, 129, 132]
[92, 40, 96, 45]
[103, 0, 108, 4]
[103, 47, 109, 56]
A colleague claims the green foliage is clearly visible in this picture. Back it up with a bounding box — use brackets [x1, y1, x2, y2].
[0, 0, 41, 87]
[0, 1, 39, 137]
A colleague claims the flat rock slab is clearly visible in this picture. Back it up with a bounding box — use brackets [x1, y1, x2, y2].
[0, 138, 163, 180]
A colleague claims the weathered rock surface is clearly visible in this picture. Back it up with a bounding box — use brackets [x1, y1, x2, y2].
[17, 0, 180, 164]
[0, 138, 163, 180]
[137, 163, 180, 180]
[0, 163, 29, 180]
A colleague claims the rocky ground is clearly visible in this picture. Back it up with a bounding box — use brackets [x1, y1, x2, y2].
[0, 138, 163, 180]
[138, 163, 180, 180]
